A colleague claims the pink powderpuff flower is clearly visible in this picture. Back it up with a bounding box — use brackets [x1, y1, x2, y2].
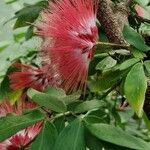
[0, 100, 42, 150]
[10, 0, 98, 93]
[36, 0, 98, 92]
[9, 63, 61, 91]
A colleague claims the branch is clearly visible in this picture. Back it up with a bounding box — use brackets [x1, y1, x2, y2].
[136, 15, 150, 24]
[96, 41, 130, 49]
[50, 111, 72, 121]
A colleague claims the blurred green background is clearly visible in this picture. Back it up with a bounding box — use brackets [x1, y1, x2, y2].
[0, 0, 41, 83]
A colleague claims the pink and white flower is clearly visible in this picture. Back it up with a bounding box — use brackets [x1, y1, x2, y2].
[0, 100, 42, 150]
[10, 0, 98, 92]
[37, 0, 98, 92]
[10, 64, 60, 91]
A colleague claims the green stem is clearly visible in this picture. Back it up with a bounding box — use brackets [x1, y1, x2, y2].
[50, 111, 72, 121]
[143, 112, 150, 131]
[96, 41, 130, 49]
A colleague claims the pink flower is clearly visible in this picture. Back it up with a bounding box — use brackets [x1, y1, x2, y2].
[0, 100, 42, 150]
[37, 0, 98, 92]
[10, 0, 98, 92]
[10, 64, 60, 91]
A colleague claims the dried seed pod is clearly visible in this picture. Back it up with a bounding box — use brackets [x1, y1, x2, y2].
[97, 0, 127, 44]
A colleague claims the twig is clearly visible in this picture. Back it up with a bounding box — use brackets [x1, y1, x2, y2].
[50, 111, 72, 121]
[96, 41, 130, 49]
[136, 15, 150, 24]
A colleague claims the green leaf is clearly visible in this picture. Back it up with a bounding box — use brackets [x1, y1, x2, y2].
[0, 68, 22, 102]
[84, 109, 110, 124]
[30, 121, 58, 150]
[53, 116, 66, 133]
[103, 142, 134, 150]
[54, 119, 85, 150]
[13, 31, 25, 42]
[8, 89, 22, 104]
[45, 87, 80, 105]
[119, 58, 140, 71]
[85, 131, 103, 150]
[143, 112, 150, 131]
[124, 63, 147, 117]
[132, 48, 146, 59]
[0, 71, 11, 100]
[86, 123, 150, 150]
[67, 101, 82, 112]
[96, 56, 117, 71]
[13, 1, 46, 29]
[89, 70, 127, 92]
[0, 109, 45, 142]
[27, 88, 67, 113]
[63, 92, 80, 105]
[135, 0, 149, 6]
[44, 87, 66, 98]
[5, 0, 18, 4]
[74, 100, 105, 113]
[0, 41, 10, 52]
[144, 60, 150, 76]
[117, 108, 134, 124]
[85, 131, 131, 150]
[89, 53, 108, 75]
[123, 25, 150, 52]
[25, 26, 34, 41]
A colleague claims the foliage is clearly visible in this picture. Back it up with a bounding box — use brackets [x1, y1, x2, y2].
[0, 0, 150, 150]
